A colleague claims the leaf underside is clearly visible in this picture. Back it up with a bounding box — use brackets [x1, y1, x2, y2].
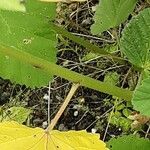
[132, 77, 150, 117]
[120, 8, 150, 69]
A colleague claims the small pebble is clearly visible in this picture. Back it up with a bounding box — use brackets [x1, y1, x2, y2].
[43, 94, 49, 100]
[42, 121, 48, 129]
[58, 124, 68, 131]
[92, 5, 97, 12]
[73, 105, 78, 109]
[81, 18, 92, 26]
[79, 97, 85, 103]
[74, 110, 78, 117]
[91, 128, 97, 134]
[73, 104, 81, 110]
[118, 128, 122, 131]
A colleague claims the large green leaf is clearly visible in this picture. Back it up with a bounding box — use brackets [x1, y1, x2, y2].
[0, 0, 26, 12]
[91, 0, 137, 34]
[132, 77, 150, 116]
[0, 0, 56, 87]
[120, 8, 150, 69]
[107, 135, 150, 150]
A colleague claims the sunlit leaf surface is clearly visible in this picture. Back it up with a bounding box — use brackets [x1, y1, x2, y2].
[0, 0, 26, 12]
[0, 0, 56, 87]
[0, 121, 108, 150]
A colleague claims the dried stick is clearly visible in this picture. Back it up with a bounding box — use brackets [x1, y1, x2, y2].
[47, 83, 79, 132]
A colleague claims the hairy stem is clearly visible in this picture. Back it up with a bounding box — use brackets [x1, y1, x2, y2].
[49, 23, 127, 64]
[0, 45, 133, 100]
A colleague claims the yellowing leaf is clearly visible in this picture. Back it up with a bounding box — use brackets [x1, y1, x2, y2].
[0, 121, 108, 150]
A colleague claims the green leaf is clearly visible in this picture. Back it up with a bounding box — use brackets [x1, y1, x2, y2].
[109, 111, 132, 132]
[104, 72, 119, 86]
[81, 52, 99, 62]
[107, 135, 150, 150]
[0, 107, 31, 124]
[0, 0, 56, 87]
[120, 8, 150, 68]
[91, 0, 137, 34]
[0, 0, 26, 12]
[132, 77, 150, 117]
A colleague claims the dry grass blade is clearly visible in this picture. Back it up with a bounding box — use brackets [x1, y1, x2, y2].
[48, 83, 80, 131]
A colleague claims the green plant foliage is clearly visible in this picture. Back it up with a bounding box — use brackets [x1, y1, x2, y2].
[109, 110, 132, 132]
[0, 0, 26, 12]
[120, 8, 150, 69]
[0, 107, 31, 123]
[81, 44, 117, 62]
[104, 72, 120, 86]
[91, 0, 137, 34]
[0, 46, 133, 100]
[132, 77, 150, 117]
[0, 0, 56, 87]
[82, 52, 100, 62]
[107, 135, 150, 150]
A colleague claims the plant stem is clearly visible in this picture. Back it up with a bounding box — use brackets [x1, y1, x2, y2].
[48, 83, 79, 131]
[49, 23, 126, 64]
[0, 45, 133, 100]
